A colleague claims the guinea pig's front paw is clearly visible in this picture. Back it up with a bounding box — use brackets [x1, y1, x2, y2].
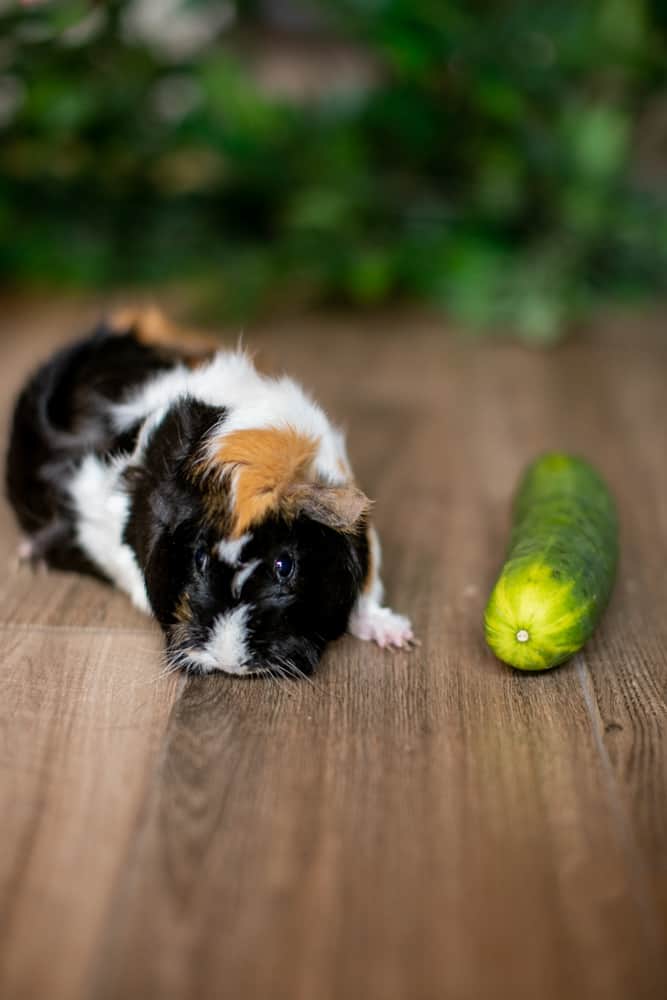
[348, 599, 415, 650]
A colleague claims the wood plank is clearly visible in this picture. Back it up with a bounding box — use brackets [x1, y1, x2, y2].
[0, 561, 155, 631]
[84, 314, 667, 1000]
[0, 627, 181, 1000]
[91, 664, 665, 1000]
[567, 315, 667, 924]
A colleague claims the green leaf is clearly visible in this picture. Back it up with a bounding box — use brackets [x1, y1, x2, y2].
[561, 105, 629, 180]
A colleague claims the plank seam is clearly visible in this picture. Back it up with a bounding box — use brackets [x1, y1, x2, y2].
[576, 654, 663, 963]
[0, 623, 156, 636]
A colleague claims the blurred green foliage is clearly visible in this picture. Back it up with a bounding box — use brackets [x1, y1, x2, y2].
[0, 0, 666, 339]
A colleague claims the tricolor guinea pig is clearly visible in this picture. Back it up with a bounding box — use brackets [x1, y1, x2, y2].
[6, 309, 414, 677]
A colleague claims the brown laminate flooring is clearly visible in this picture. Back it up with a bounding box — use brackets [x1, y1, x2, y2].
[0, 299, 665, 1000]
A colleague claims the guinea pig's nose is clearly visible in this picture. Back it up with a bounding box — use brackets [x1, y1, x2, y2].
[230, 559, 261, 601]
[207, 561, 238, 604]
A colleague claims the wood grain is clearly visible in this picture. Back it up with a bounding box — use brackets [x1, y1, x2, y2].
[0, 300, 666, 1000]
[0, 628, 181, 1000]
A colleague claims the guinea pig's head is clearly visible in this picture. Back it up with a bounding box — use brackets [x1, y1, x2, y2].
[124, 398, 370, 676]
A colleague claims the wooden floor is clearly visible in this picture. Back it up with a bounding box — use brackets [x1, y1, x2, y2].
[0, 299, 665, 1000]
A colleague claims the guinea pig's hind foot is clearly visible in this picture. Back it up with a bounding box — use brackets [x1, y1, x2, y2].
[17, 537, 35, 563]
[348, 598, 416, 650]
[14, 538, 46, 574]
[15, 520, 69, 570]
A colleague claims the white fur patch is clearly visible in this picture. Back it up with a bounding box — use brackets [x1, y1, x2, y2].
[231, 559, 261, 599]
[68, 454, 150, 613]
[110, 365, 190, 433]
[184, 605, 252, 674]
[365, 524, 384, 605]
[216, 533, 250, 565]
[107, 348, 352, 486]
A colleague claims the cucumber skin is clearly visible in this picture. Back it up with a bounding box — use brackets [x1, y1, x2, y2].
[484, 453, 618, 671]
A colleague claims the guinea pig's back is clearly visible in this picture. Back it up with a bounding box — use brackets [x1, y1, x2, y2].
[5, 325, 172, 540]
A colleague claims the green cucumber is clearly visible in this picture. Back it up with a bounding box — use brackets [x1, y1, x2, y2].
[484, 453, 618, 671]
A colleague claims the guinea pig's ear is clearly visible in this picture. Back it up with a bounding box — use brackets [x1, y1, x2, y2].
[284, 483, 372, 532]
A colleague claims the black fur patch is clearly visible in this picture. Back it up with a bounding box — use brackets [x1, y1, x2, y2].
[123, 397, 223, 626]
[5, 324, 174, 575]
[241, 515, 368, 674]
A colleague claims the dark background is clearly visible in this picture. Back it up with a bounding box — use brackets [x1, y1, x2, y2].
[1, 0, 666, 341]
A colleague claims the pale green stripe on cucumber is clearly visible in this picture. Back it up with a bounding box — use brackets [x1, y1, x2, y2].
[484, 453, 618, 671]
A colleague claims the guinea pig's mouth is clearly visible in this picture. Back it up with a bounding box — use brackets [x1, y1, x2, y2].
[167, 605, 322, 678]
[168, 605, 254, 676]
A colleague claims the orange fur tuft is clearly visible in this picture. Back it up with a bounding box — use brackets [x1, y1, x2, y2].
[211, 427, 318, 537]
[108, 305, 221, 366]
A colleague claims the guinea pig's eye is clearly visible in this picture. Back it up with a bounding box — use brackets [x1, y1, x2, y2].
[273, 551, 295, 583]
[194, 542, 209, 574]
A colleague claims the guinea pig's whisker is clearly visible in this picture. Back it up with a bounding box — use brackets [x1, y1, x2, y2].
[134, 654, 185, 688]
[287, 651, 320, 688]
[268, 653, 319, 690]
[283, 661, 313, 687]
[268, 662, 289, 686]
[269, 662, 294, 692]
[262, 668, 283, 693]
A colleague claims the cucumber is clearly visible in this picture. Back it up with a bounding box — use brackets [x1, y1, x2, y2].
[484, 453, 618, 671]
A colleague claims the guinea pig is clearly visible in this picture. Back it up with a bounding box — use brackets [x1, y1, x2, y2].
[6, 308, 414, 677]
